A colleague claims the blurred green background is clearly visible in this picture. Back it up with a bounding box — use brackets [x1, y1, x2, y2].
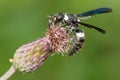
[0, 0, 120, 80]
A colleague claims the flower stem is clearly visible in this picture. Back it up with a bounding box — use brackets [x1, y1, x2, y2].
[0, 65, 15, 80]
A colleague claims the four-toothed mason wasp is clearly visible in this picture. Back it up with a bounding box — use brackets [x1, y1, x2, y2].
[48, 7, 112, 56]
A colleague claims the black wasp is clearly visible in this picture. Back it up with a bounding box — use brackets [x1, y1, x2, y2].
[48, 7, 112, 56]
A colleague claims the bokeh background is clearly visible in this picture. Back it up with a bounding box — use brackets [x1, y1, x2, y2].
[0, 0, 120, 80]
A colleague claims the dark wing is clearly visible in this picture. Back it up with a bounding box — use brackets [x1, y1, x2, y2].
[77, 8, 112, 17]
[78, 22, 106, 34]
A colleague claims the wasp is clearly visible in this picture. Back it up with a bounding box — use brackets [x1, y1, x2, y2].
[48, 7, 112, 56]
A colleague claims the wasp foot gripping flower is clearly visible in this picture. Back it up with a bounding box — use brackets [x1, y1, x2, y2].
[0, 24, 70, 80]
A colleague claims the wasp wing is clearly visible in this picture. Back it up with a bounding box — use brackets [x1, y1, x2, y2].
[78, 22, 106, 34]
[77, 8, 112, 17]
[79, 16, 91, 20]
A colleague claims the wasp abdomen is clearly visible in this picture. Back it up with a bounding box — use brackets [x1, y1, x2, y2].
[67, 34, 85, 56]
[67, 29, 85, 56]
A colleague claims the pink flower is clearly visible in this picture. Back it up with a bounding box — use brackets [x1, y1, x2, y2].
[13, 37, 51, 72]
[12, 25, 69, 72]
[46, 25, 69, 54]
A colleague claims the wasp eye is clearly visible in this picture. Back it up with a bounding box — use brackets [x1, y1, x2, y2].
[56, 12, 64, 20]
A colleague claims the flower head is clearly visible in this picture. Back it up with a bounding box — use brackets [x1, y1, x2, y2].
[12, 37, 51, 72]
[11, 24, 70, 72]
[46, 25, 69, 54]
